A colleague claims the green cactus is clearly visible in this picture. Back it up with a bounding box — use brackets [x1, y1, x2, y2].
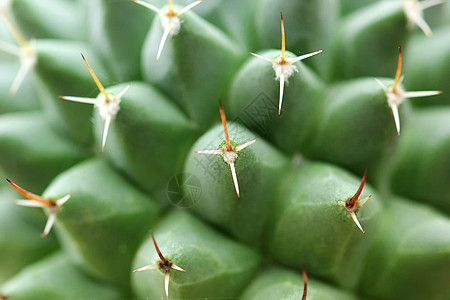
[0, 1, 449, 299]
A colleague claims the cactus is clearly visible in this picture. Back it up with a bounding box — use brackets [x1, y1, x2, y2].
[0, 1, 449, 299]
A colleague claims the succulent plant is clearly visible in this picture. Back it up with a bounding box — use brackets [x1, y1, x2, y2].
[0, 0, 449, 300]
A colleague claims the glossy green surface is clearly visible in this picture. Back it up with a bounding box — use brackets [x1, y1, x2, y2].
[302, 78, 399, 176]
[93, 81, 199, 202]
[1, 252, 124, 300]
[132, 210, 262, 299]
[0, 1, 448, 299]
[390, 108, 450, 214]
[240, 267, 358, 300]
[329, 1, 407, 80]
[142, 10, 244, 129]
[43, 159, 161, 290]
[359, 197, 450, 300]
[228, 49, 325, 154]
[0, 187, 58, 284]
[268, 162, 382, 288]
[0, 112, 88, 193]
[184, 122, 289, 247]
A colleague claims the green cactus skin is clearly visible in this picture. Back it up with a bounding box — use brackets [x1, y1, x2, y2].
[0, 187, 58, 284]
[240, 267, 358, 300]
[88, 0, 153, 81]
[421, 0, 450, 29]
[404, 26, 450, 106]
[228, 49, 325, 154]
[0, 112, 89, 193]
[329, 1, 408, 80]
[268, 162, 381, 289]
[42, 159, 161, 291]
[1, 252, 124, 300]
[0, 22, 16, 61]
[0, 1, 449, 299]
[0, 62, 39, 113]
[10, 0, 82, 41]
[34, 40, 109, 145]
[132, 210, 262, 299]
[200, 0, 260, 51]
[184, 121, 289, 248]
[359, 196, 450, 300]
[255, 0, 338, 77]
[301, 78, 400, 178]
[142, 9, 244, 129]
[389, 108, 450, 214]
[339, 0, 380, 15]
[92, 81, 200, 202]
